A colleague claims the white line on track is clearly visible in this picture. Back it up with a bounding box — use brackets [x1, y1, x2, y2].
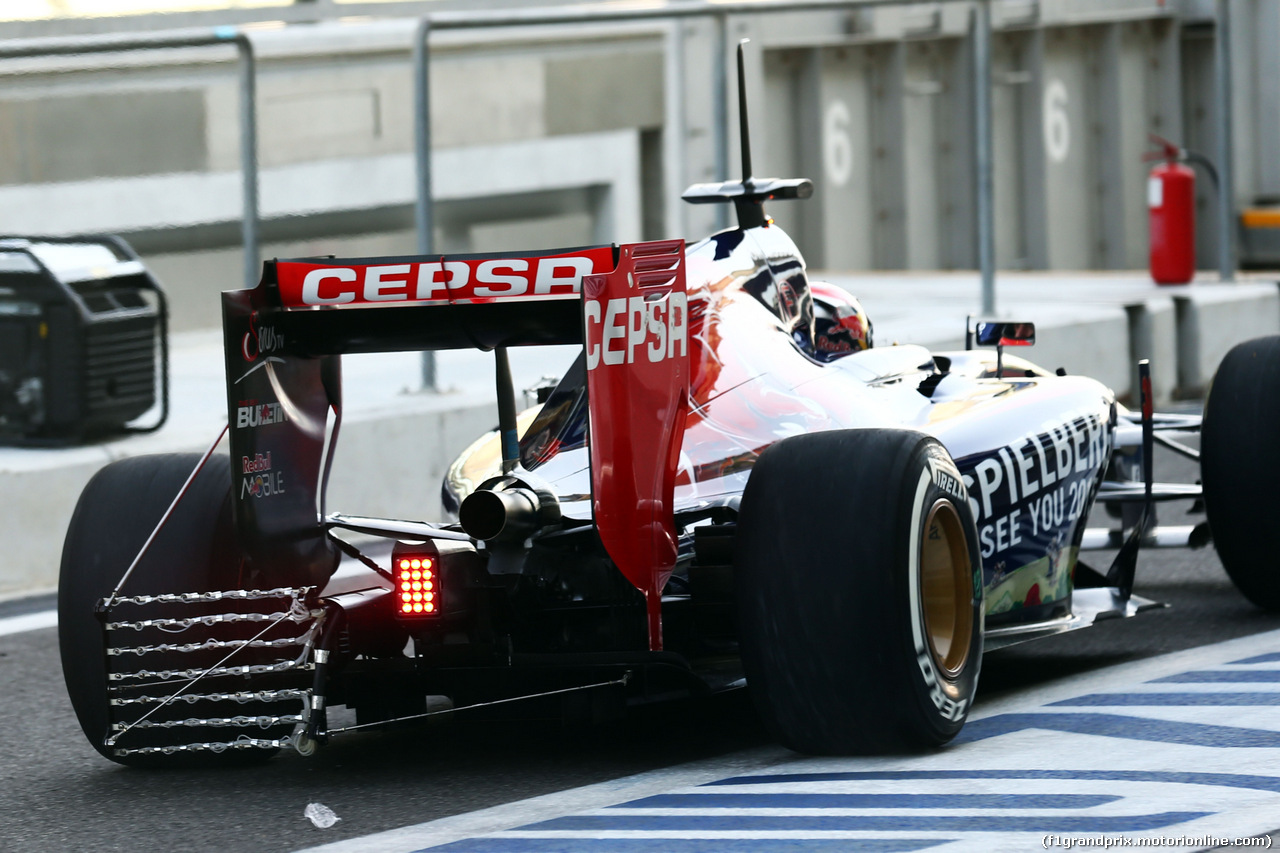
[0, 609, 57, 637]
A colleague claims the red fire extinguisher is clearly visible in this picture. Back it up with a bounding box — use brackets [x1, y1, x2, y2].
[1145, 134, 1221, 285]
[1147, 137, 1195, 285]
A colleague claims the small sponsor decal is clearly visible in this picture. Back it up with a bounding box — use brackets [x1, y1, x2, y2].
[241, 471, 285, 499]
[233, 311, 288, 385]
[239, 453, 284, 498]
[241, 311, 284, 362]
[242, 452, 272, 474]
[236, 401, 286, 429]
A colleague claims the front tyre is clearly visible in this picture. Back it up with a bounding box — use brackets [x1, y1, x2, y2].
[735, 429, 983, 754]
[1201, 335, 1280, 610]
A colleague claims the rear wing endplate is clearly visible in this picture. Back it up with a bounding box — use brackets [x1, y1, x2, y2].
[583, 240, 689, 651]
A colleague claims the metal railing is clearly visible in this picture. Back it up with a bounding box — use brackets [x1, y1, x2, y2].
[1213, 0, 1236, 282]
[0, 27, 260, 290]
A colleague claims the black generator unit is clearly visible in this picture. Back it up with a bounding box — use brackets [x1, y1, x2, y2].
[0, 235, 168, 445]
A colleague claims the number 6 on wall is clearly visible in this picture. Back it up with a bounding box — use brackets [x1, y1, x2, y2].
[1043, 79, 1070, 163]
[824, 99, 854, 187]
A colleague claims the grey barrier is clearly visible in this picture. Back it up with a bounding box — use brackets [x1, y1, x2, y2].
[0, 26, 260, 291]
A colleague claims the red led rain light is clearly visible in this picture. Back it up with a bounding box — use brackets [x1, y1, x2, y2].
[393, 555, 440, 618]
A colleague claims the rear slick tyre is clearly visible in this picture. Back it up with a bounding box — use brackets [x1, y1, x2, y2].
[735, 429, 983, 754]
[57, 453, 280, 767]
[1201, 335, 1280, 611]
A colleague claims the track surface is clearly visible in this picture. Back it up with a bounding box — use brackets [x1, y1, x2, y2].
[3, 448, 1278, 852]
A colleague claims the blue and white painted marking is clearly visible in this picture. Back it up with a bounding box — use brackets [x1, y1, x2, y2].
[298, 630, 1280, 853]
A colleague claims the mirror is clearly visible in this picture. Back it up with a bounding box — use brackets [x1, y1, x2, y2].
[974, 321, 1036, 347]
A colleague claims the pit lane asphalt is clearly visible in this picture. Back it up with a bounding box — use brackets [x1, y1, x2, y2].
[2, 448, 1278, 853]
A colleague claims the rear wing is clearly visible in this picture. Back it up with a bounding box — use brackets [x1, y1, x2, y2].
[222, 240, 688, 648]
[242, 245, 617, 356]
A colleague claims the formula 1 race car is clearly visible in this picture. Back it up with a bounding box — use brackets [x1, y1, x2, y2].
[59, 48, 1280, 767]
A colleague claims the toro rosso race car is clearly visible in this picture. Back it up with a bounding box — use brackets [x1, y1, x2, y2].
[59, 50, 1280, 767]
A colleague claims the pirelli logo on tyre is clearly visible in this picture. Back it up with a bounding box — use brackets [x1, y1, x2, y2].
[911, 446, 977, 725]
[928, 457, 968, 503]
[916, 647, 967, 722]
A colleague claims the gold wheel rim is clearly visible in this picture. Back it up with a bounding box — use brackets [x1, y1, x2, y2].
[920, 499, 974, 676]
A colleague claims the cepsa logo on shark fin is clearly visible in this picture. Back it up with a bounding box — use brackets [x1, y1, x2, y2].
[585, 292, 688, 369]
[274, 247, 616, 308]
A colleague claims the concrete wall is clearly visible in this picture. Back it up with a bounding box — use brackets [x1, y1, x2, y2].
[0, 19, 660, 328]
[0, 403, 496, 598]
[0, 1, 1276, 339]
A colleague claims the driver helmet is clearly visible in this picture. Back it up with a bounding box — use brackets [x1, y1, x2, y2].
[810, 281, 873, 355]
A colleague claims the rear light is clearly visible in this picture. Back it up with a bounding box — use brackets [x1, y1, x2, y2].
[391, 542, 442, 619]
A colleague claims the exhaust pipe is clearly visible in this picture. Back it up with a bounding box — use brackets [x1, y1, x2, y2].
[459, 477, 560, 543]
